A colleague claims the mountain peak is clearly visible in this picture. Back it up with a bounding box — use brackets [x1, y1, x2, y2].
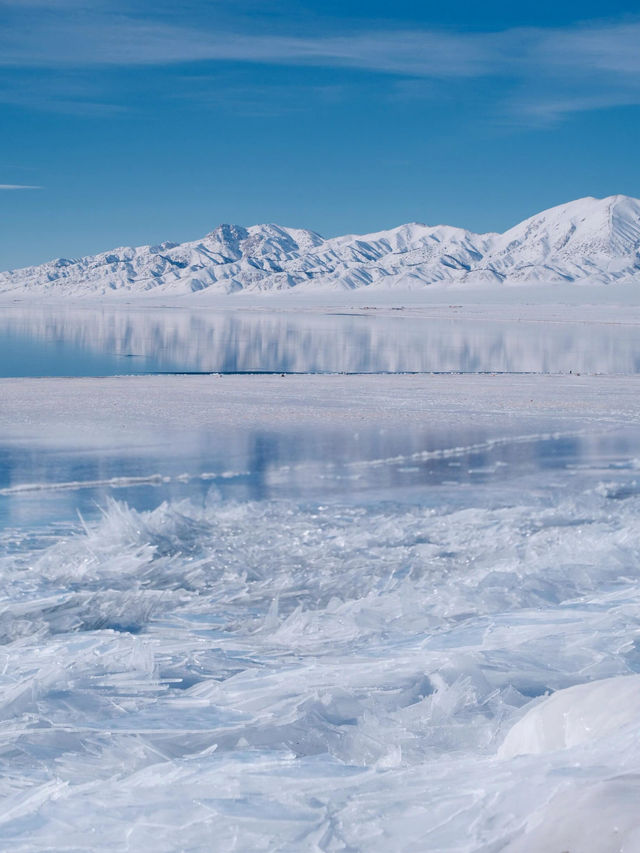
[2, 195, 639, 295]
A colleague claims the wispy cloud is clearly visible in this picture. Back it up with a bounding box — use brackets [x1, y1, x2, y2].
[0, 19, 497, 75]
[0, 71, 128, 117]
[1, 7, 639, 122]
[0, 10, 637, 76]
[0, 184, 42, 189]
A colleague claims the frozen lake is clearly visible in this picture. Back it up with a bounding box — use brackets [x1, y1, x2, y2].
[1, 397, 638, 531]
[2, 303, 640, 375]
[1, 305, 640, 851]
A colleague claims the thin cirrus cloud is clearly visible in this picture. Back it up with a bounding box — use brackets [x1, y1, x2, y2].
[0, 10, 639, 120]
[0, 20, 498, 75]
[0, 12, 637, 74]
[0, 184, 42, 190]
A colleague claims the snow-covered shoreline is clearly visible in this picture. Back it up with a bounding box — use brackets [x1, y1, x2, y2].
[2, 280, 640, 327]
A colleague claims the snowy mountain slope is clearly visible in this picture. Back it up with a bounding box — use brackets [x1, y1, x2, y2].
[1, 195, 639, 296]
[488, 195, 640, 283]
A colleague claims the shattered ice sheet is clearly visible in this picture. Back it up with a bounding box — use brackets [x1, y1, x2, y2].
[2, 466, 640, 851]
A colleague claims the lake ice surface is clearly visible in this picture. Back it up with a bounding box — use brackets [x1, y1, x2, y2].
[2, 303, 640, 375]
[1, 305, 640, 851]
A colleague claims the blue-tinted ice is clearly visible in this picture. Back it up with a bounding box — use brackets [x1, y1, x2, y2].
[1, 304, 640, 375]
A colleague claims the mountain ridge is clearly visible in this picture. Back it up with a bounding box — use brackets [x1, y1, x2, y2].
[2, 195, 640, 296]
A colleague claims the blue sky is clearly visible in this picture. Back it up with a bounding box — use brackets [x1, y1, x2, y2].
[1, 0, 640, 268]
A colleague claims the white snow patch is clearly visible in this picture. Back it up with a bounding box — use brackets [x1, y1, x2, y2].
[499, 675, 640, 758]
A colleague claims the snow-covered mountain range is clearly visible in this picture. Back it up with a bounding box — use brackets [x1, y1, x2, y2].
[2, 195, 640, 297]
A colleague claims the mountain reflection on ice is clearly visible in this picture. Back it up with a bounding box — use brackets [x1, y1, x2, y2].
[0, 419, 632, 529]
[1, 304, 640, 375]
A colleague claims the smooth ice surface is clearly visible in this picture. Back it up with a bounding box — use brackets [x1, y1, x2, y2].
[1, 373, 640, 850]
[1, 372, 638, 526]
[2, 304, 640, 377]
